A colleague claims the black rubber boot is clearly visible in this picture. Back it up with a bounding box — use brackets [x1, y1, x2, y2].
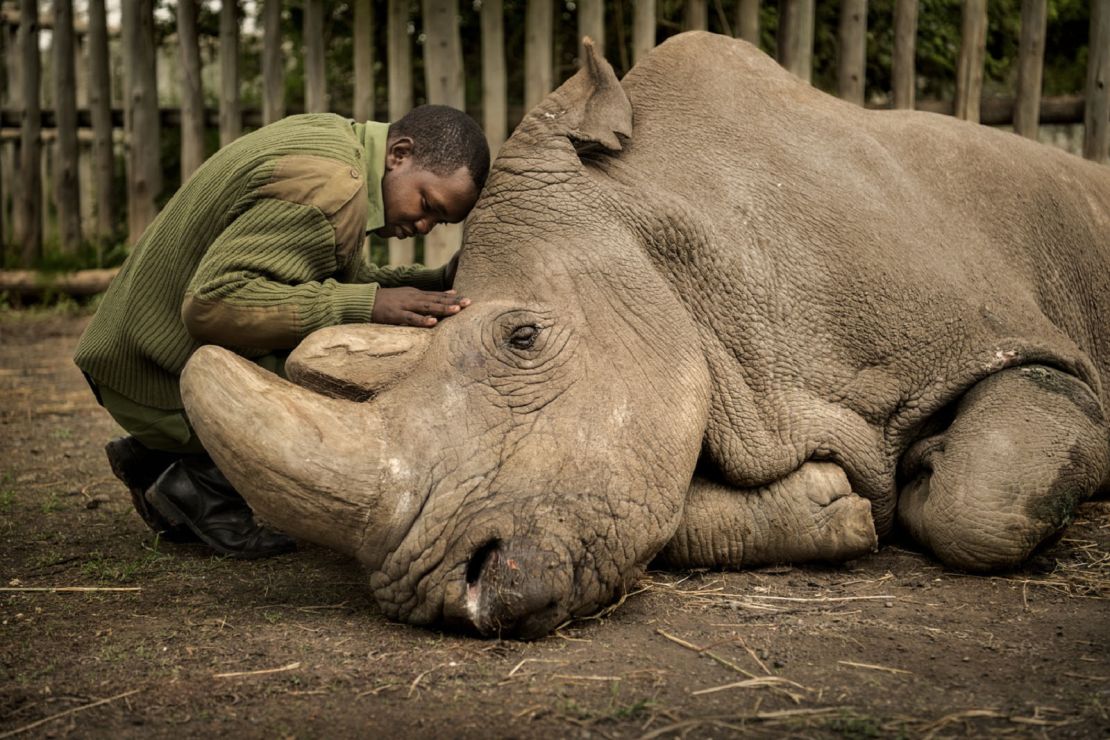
[104, 437, 197, 543]
[145, 457, 296, 559]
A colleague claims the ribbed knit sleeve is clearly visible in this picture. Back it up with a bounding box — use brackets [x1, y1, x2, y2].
[351, 259, 449, 291]
[182, 198, 379, 350]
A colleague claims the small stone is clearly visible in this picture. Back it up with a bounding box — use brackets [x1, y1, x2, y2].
[884, 601, 894, 608]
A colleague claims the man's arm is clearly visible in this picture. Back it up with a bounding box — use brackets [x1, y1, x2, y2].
[182, 198, 375, 349]
[350, 256, 451, 291]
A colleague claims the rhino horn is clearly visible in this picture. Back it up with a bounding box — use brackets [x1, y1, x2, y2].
[180, 345, 405, 563]
[285, 324, 432, 402]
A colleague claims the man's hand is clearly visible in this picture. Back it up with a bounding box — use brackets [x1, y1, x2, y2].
[372, 287, 470, 327]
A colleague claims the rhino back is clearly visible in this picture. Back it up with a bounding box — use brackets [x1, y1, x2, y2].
[608, 32, 1110, 528]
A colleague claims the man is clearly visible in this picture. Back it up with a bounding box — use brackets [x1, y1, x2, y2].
[74, 105, 490, 559]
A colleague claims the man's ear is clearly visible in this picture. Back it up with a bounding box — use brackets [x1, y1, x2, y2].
[385, 136, 414, 170]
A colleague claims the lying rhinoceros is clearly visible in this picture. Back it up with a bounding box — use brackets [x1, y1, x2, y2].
[181, 32, 1110, 638]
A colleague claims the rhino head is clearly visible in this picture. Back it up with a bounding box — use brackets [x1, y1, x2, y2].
[181, 41, 710, 639]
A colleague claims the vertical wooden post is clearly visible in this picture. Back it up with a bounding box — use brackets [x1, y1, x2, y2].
[1, 15, 18, 255]
[1084, 0, 1110, 162]
[122, 0, 161, 244]
[262, 0, 285, 124]
[633, 0, 656, 64]
[18, 0, 42, 265]
[578, 0, 604, 61]
[304, 0, 327, 112]
[220, 0, 241, 145]
[179, 0, 206, 178]
[354, 0, 374, 122]
[481, 0, 507, 154]
[777, 0, 814, 84]
[954, 0, 987, 122]
[76, 32, 95, 241]
[525, 0, 554, 113]
[837, 0, 867, 105]
[736, 0, 759, 45]
[421, 0, 465, 268]
[685, 0, 707, 31]
[53, 0, 81, 254]
[87, 0, 115, 242]
[387, 0, 413, 266]
[892, 0, 917, 109]
[1013, 0, 1047, 140]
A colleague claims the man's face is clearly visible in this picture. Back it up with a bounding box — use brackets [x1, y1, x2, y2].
[377, 137, 479, 240]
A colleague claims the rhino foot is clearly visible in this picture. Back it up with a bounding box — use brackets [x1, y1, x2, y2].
[660, 461, 877, 568]
[898, 365, 1109, 571]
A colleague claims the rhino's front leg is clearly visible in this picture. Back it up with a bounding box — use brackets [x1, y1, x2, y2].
[659, 462, 878, 568]
[898, 365, 1110, 571]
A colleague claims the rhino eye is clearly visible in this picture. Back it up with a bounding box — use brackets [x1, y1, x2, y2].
[507, 325, 539, 350]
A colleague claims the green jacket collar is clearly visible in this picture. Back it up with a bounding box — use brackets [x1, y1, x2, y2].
[352, 121, 390, 233]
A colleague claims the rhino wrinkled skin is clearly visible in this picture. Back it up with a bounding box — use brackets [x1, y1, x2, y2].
[181, 33, 1110, 638]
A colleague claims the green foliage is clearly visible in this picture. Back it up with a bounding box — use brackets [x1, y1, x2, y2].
[81, 546, 168, 583]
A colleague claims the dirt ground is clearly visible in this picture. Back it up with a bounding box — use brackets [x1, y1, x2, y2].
[1, 310, 1108, 739]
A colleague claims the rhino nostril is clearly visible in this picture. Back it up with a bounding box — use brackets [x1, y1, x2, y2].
[466, 539, 501, 586]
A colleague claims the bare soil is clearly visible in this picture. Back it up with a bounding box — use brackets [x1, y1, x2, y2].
[2, 311, 1108, 739]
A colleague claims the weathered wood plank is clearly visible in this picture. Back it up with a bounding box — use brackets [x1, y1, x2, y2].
[481, 0, 507, 154]
[86, 0, 114, 241]
[685, 0, 707, 31]
[122, 0, 161, 244]
[354, 0, 374, 122]
[525, 0, 554, 112]
[0, 267, 118, 297]
[892, 0, 917, 110]
[421, 0, 464, 268]
[178, 0, 205, 177]
[261, 0, 284, 124]
[777, 0, 814, 84]
[52, 0, 81, 253]
[304, 0, 327, 112]
[219, 0, 241, 145]
[735, 0, 759, 45]
[1084, 0, 1109, 162]
[387, 0, 413, 266]
[18, 0, 42, 264]
[579, 0, 604, 61]
[1014, 0, 1047, 139]
[837, 0, 867, 106]
[633, 0, 656, 64]
[954, 0, 988, 122]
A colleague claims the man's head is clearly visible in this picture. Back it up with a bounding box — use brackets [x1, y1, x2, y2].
[377, 105, 491, 240]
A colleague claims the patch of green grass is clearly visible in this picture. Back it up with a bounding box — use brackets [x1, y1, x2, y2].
[554, 685, 656, 724]
[262, 611, 283, 624]
[80, 547, 168, 583]
[40, 492, 63, 514]
[826, 711, 887, 740]
[0, 472, 15, 513]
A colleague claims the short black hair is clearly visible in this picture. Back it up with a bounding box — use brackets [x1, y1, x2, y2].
[388, 105, 490, 194]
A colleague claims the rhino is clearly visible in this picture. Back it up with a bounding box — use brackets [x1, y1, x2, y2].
[180, 32, 1110, 638]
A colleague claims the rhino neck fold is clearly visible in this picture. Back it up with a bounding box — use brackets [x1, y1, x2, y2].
[181, 345, 406, 559]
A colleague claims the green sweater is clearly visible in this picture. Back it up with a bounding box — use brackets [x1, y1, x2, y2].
[75, 113, 447, 410]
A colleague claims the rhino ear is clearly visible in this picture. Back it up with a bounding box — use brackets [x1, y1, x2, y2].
[541, 37, 632, 153]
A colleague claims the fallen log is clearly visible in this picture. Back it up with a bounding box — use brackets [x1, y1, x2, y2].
[0, 268, 119, 299]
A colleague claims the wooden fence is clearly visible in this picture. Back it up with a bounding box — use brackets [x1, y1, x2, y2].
[0, 0, 1108, 286]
